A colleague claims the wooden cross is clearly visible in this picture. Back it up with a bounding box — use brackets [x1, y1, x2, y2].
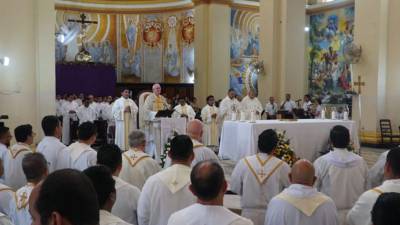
[354, 76, 366, 94]
[68, 14, 98, 29]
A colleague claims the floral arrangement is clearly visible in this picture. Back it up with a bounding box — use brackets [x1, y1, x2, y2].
[160, 130, 179, 168]
[273, 130, 299, 167]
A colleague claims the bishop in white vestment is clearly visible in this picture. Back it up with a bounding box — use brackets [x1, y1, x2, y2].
[240, 91, 263, 120]
[219, 89, 241, 122]
[201, 95, 219, 146]
[143, 84, 169, 121]
[112, 89, 138, 151]
[265, 160, 338, 225]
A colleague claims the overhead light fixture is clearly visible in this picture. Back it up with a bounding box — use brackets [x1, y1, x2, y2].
[0, 57, 10, 66]
[304, 26, 310, 32]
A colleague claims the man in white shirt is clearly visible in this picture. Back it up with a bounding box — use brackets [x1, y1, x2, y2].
[280, 93, 297, 113]
[4, 124, 34, 189]
[84, 166, 132, 225]
[137, 135, 196, 225]
[201, 95, 219, 146]
[240, 89, 263, 120]
[347, 147, 400, 225]
[119, 130, 161, 190]
[65, 122, 97, 171]
[265, 159, 338, 225]
[112, 88, 138, 151]
[143, 84, 170, 121]
[172, 98, 196, 120]
[187, 119, 219, 167]
[36, 115, 67, 173]
[32, 169, 100, 225]
[9, 153, 48, 225]
[265, 97, 278, 120]
[77, 98, 97, 125]
[97, 144, 141, 225]
[314, 125, 368, 225]
[230, 129, 291, 225]
[370, 192, 400, 225]
[0, 126, 12, 183]
[168, 160, 253, 225]
[302, 94, 313, 118]
[219, 89, 241, 122]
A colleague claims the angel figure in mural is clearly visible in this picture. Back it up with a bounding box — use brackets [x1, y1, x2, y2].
[230, 28, 242, 60]
[165, 16, 180, 77]
[126, 19, 137, 49]
[131, 51, 141, 76]
[102, 40, 115, 64]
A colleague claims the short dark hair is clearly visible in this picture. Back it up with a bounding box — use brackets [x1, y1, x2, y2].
[228, 88, 235, 93]
[169, 135, 193, 161]
[41, 116, 60, 136]
[191, 161, 224, 201]
[0, 126, 9, 139]
[78, 122, 97, 140]
[258, 129, 278, 154]
[36, 169, 99, 225]
[330, 125, 350, 148]
[386, 147, 400, 177]
[206, 95, 214, 101]
[97, 144, 122, 173]
[371, 192, 400, 225]
[83, 165, 116, 209]
[22, 153, 47, 182]
[14, 124, 33, 142]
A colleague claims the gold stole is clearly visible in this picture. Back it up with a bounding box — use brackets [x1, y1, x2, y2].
[9, 148, 31, 159]
[276, 192, 330, 216]
[123, 152, 150, 168]
[153, 95, 164, 111]
[209, 106, 218, 146]
[244, 154, 284, 184]
[123, 100, 131, 150]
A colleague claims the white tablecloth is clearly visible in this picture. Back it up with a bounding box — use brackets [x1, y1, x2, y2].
[219, 119, 359, 162]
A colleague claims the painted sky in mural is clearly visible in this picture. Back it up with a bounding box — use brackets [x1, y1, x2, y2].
[55, 10, 195, 84]
[230, 8, 260, 97]
[308, 5, 354, 104]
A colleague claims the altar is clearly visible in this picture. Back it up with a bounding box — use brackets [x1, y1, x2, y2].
[219, 119, 360, 162]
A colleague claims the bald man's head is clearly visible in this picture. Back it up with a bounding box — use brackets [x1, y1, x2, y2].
[187, 119, 203, 141]
[289, 159, 316, 186]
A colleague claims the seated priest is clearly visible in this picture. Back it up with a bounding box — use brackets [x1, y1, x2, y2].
[172, 97, 196, 120]
[143, 83, 170, 121]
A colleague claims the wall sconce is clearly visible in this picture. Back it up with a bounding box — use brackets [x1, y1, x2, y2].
[0, 57, 10, 66]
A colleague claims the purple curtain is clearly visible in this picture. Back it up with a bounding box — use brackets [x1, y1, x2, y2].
[56, 63, 116, 96]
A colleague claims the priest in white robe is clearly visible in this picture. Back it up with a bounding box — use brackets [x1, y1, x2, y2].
[172, 98, 196, 120]
[112, 89, 138, 151]
[4, 125, 34, 190]
[9, 153, 48, 225]
[143, 84, 170, 121]
[280, 93, 297, 112]
[119, 130, 161, 190]
[137, 135, 196, 225]
[240, 90, 263, 120]
[347, 148, 400, 225]
[97, 144, 141, 225]
[168, 161, 253, 225]
[65, 122, 97, 171]
[36, 115, 67, 173]
[201, 95, 219, 146]
[314, 126, 368, 225]
[61, 94, 79, 145]
[265, 160, 338, 225]
[0, 126, 12, 183]
[219, 89, 241, 123]
[230, 129, 291, 225]
[77, 98, 97, 125]
[367, 150, 388, 189]
[187, 119, 219, 167]
[83, 166, 132, 225]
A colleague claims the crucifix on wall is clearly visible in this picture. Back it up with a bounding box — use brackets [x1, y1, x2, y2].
[354, 75, 366, 95]
[68, 14, 98, 62]
[68, 14, 98, 35]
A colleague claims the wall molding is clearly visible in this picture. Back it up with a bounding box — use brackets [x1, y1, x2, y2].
[306, 0, 354, 14]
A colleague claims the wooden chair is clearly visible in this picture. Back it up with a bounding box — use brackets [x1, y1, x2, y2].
[379, 119, 400, 145]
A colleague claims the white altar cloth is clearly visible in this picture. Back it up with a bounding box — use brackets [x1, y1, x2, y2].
[219, 119, 359, 162]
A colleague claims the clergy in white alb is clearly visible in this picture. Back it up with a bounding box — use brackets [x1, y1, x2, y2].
[143, 84, 170, 121]
[97, 144, 141, 225]
[172, 98, 196, 120]
[240, 90, 263, 120]
[65, 122, 97, 171]
[230, 129, 291, 225]
[347, 148, 400, 225]
[83, 166, 132, 225]
[0, 183, 13, 216]
[168, 161, 253, 225]
[112, 89, 139, 151]
[265, 160, 338, 225]
[9, 153, 48, 225]
[77, 99, 97, 124]
[187, 119, 219, 167]
[119, 130, 161, 190]
[265, 97, 278, 119]
[201, 95, 219, 146]
[3, 125, 34, 190]
[61, 94, 79, 145]
[36, 116, 68, 173]
[0, 213, 13, 225]
[0, 126, 12, 183]
[219, 89, 241, 123]
[137, 135, 196, 225]
[314, 126, 368, 225]
[367, 150, 388, 189]
[280, 93, 297, 112]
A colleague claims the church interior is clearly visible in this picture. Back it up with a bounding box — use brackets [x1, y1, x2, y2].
[1, 0, 400, 225]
